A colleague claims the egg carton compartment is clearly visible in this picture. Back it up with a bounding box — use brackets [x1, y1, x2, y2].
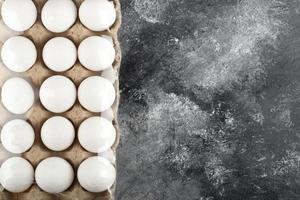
[0, 0, 121, 199]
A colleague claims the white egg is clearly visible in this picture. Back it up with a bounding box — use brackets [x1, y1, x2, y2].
[41, 0, 77, 33]
[101, 108, 114, 121]
[78, 76, 116, 112]
[39, 75, 76, 113]
[35, 157, 74, 193]
[78, 36, 115, 71]
[1, 77, 35, 115]
[79, 0, 116, 32]
[0, 157, 34, 193]
[1, 0, 37, 31]
[42, 37, 77, 72]
[1, 36, 37, 72]
[101, 67, 117, 83]
[41, 116, 75, 151]
[77, 156, 116, 193]
[78, 117, 116, 153]
[1, 119, 34, 154]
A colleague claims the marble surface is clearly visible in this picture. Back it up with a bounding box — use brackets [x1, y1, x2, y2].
[117, 0, 300, 199]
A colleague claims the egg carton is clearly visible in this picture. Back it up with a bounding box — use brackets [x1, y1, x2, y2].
[0, 0, 121, 199]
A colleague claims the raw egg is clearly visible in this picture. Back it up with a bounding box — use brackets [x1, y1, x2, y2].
[1, 36, 37, 72]
[1, 77, 35, 114]
[41, 116, 75, 151]
[35, 157, 74, 193]
[77, 156, 116, 193]
[1, 0, 37, 31]
[1, 119, 35, 154]
[78, 117, 116, 153]
[78, 36, 115, 71]
[0, 157, 34, 193]
[42, 37, 77, 72]
[78, 76, 115, 112]
[41, 0, 77, 33]
[39, 75, 76, 113]
[79, 0, 116, 31]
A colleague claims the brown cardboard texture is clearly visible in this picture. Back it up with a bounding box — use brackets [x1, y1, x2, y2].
[0, 0, 121, 199]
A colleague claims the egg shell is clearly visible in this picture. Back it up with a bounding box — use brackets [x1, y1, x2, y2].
[78, 76, 116, 112]
[1, 119, 35, 154]
[78, 36, 116, 71]
[35, 157, 74, 193]
[39, 75, 76, 113]
[1, 0, 37, 31]
[42, 37, 77, 72]
[1, 36, 37, 72]
[79, 0, 117, 32]
[0, 157, 34, 193]
[1, 77, 35, 115]
[77, 156, 116, 193]
[78, 117, 116, 153]
[41, 0, 77, 33]
[41, 116, 75, 151]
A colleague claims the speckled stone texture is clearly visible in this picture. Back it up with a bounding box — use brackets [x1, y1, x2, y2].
[117, 0, 300, 199]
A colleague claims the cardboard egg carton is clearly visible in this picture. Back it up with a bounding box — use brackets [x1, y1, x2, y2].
[0, 0, 121, 199]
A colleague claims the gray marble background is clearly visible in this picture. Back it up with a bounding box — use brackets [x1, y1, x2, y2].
[116, 0, 300, 199]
